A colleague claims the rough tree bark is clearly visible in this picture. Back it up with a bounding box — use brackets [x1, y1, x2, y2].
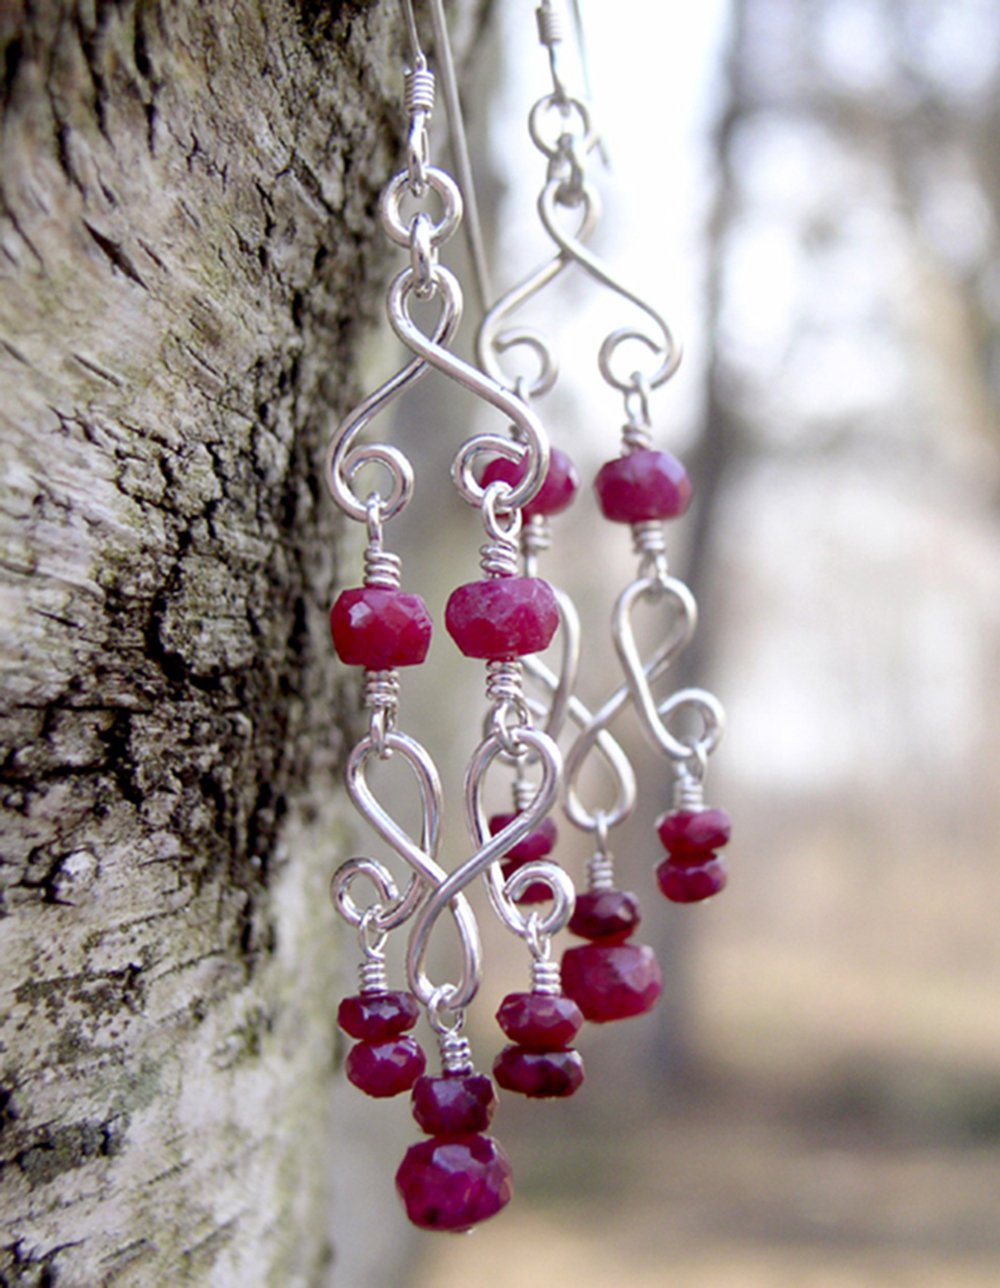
[0, 2, 485, 1283]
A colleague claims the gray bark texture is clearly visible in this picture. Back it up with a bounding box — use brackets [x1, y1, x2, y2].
[0, 1, 485, 1282]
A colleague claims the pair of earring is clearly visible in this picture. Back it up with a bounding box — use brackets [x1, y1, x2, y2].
[324, 0, 730, 1233]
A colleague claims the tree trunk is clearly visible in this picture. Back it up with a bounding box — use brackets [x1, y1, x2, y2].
[0, 2, 484, 1282]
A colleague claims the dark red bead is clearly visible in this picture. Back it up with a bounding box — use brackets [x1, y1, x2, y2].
[488, 812, 557, 861]
[337, 991, 420, 1041]
[445, 576, 559, 660]
[481, 447, 579, 520]
[594, 449, 692, 523]
[568, 889, 642, 944]
[330, 586, 432, 669]
[345, 1036, 426, 1098]
[656, 807, 732, 858]
[495, 992, 583, 1049]
[411, 1073, 497, 1136]
[493, 1046, 585, 1098]
[561, 942, 663, 1023]
[489, 812, 558, 904]
[395, 1133, 514, 1231]
[656, 855, 728, 903]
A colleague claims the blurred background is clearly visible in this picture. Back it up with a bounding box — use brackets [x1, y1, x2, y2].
[333, 1, 1000, 1283]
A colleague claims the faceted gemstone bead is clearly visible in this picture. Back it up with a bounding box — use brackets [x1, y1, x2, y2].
[345, 1035, 426, 1098]
[488, 812, 557, 861]
[489, 812, 558, 904]
[495, 991, 583, 1049]
[561, 942, 663, 1023]
[481, 447, 580, 520]
[656, 855, 728, 903]
[395, 1133, 514, 1231]
[594, 448, 692, 523]
[493, 1046, 585, 1098]
[445, 576, 559, 660]
[411, 1073, 497, 1136]
[337, 990, 420, 1041]
[656, 807, 732, 858]
[330, 586, 432, 669]
[568, 889, 642, 944]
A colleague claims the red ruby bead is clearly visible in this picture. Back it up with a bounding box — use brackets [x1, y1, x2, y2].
[395, 1133, 514, 1232]
[445, 576, 559, 660]
[656, 807, 732, 858]
[495, 992, 583, 1049]
[411, 1073, 497, 1136]
[330, 586, 432, 669]
[489, 812, 558, 904]
[594, 449, 692, 523]
[493, 1046, 585, 1098]
[568, 889, 642, 944]
[561, 942, 663, 1023]
[488, 812, 557, 861]
[656, 855, 728, 903]
[337, 990, 420, 1041]
[481, 447, 580, 520]
[345, 1036, 426, 1098]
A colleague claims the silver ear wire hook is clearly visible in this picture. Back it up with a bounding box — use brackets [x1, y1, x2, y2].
[426, 0, 493, 317]
[401, 0, 426, 69]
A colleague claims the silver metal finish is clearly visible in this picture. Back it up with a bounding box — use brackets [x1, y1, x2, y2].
[427, 0, 493, 316]
[406, 726, 563, 1015]
[386, 265, 550, 512]
[475, 186, 600, 396]
[327, 0, 574, 1080]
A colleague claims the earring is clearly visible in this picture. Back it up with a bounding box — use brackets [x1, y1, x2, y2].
[325, 0, 582, 1234]
[475, 0, 731, 1027]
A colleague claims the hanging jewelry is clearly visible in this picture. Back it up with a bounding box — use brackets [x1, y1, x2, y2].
[325, 0, 579, 1233]
[475, 1, 731, 1030]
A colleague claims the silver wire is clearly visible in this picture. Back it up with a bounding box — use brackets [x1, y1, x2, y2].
[427, 0, 493, 317]
[406, 726, 562, 1013]
[401, 0, 426, 69]
[385, 263, 551, 513]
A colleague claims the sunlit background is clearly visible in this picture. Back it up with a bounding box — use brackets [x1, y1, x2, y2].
[332, 1, 1000, 1283]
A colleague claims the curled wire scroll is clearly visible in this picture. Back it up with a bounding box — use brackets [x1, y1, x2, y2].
[406, 727, 564, 1016]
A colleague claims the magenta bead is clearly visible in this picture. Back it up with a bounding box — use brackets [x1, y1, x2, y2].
[561, 942, 663, 1023]
[656, 807, 732, 858]
[337, 991, 420, 1041]
[656, 855, 728, 903]
[594, 449, 692, 522]
[481, 447, 579, 520]
[493, 1046, 585, 1098]
[568, 890, 642, 944]
[495, 992, 583, 1049]
[489, 812, 558, 904]
[411, 1073, 498, 1136]
[445, 576, 559, 660]
[345, 1036, 426, 1098]
[488, 812, 557, 861]
[331, 586, 432, 669]
[395, 1134, 514, 1231]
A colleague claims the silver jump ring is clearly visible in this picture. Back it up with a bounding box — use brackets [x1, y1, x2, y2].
[381, 167, 463, 250]
[528, 93, 593, 160]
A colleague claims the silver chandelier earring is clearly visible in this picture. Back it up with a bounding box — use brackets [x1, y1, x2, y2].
[325, 0, 578, 1235]
[475, 0, 732, 1027]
